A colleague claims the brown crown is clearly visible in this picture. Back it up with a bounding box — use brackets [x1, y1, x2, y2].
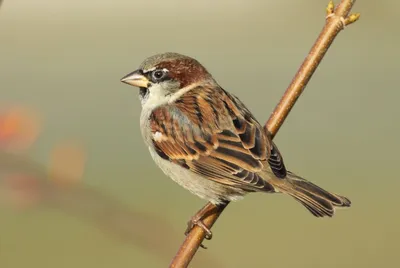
[155, 58, 211, 88]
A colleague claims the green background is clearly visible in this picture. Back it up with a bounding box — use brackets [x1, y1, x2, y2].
[1, 0, 399, 267]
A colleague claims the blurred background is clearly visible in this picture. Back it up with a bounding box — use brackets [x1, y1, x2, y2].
[1, 0, 399, 267]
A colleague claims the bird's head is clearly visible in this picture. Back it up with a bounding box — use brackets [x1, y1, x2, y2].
[121, 53, 212, 105]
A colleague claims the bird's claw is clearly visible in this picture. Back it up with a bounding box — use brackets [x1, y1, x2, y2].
[185, 217, 213, 249]
[185, 218, 213, 239]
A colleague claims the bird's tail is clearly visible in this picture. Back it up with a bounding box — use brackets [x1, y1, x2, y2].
[275, 171, 351, 217]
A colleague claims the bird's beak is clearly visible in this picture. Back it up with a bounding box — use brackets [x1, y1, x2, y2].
[120, 70, 150, 88]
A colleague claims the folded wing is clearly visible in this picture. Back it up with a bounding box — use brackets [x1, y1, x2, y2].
[149, 85, 286, 192]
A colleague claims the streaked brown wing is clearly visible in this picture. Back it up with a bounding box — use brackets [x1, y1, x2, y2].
[268, 142, 287, 178]
[149, 85, 284, 191]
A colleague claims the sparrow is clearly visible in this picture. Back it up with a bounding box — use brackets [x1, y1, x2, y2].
[121, 52, 351, 237]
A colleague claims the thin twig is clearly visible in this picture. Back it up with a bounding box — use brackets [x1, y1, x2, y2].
[170, 1, 360, 267]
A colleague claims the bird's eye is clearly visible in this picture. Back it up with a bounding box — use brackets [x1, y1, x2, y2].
[151, 69, 167, 82]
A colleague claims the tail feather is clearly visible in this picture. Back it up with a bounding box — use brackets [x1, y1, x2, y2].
[276, 171, 351, 217]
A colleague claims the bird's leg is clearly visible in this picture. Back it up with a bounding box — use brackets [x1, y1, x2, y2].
[185, 202, 229, 248]
[185, 203, 215, 239]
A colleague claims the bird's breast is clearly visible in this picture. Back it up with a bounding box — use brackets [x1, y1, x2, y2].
[140, 107, 155, 147]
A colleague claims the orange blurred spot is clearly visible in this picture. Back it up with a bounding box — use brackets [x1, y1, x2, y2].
[0, 106, 41, 151]
[48, 141, 86, 187]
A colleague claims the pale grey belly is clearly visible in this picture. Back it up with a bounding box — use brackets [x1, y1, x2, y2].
[148, 146, 247, 204]
[140, 108, 246, 204]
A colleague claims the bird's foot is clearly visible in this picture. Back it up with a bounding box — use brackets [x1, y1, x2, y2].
[184, 203, 220, 249]
[185, 216, 213, 240]
[185, 216, 212, 249]
[183, 202, 229, 249]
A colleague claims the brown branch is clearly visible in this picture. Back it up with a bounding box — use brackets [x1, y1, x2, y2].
[170, 1, 360, 267]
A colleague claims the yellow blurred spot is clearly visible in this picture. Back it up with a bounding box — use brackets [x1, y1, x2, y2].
[48, 141, 86, 187]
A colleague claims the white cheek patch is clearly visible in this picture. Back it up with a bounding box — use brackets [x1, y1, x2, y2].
[153, 131, 167, 142]
[142, 84, 170, 109]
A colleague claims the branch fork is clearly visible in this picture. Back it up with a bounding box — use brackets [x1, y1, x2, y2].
[326, 0, 360, 29]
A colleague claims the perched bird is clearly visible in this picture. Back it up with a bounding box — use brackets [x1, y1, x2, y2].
[121, 53, 350, 236]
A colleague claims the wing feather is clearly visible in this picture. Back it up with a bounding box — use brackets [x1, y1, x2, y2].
[149, 84, 285, 192]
